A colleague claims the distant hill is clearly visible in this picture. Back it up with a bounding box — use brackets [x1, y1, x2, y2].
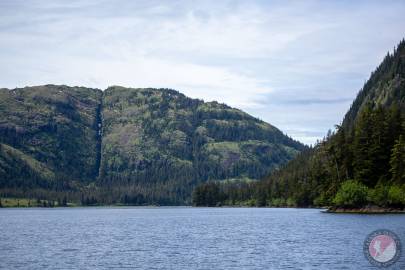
[0, 85, 304, 205]
[193, 39, 405, 208]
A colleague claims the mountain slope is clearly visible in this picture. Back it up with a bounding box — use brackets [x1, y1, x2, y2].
[343, 41, 405, 129]
[99, 86, 303, 204]
[192, 39, 405, 208]
[0, 85, 304, 204]
[0, 143, 55, 190]
[0, 85, 102, 187]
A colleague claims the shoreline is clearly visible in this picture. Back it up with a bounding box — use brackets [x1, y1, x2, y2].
[324, 206, 405, 214]
[1, 206, 404, 214]
[2, 198, 404, 214]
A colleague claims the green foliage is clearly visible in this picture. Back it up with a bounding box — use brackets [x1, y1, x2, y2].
[286, 197, 297, 207]
[313, 192, 333, 207]
[387, 185, 405, 207]
[367, 184, 405, 208]
[270, 198, 286, 207]
[332, 180, 369, 208]
[367, 183, 390, 206]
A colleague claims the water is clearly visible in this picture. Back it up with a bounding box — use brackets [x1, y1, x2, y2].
[0, 207, 404, 270]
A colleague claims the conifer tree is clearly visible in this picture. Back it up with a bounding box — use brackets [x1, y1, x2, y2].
[353, 103, 375, 186]
[390, 135, 405, 184]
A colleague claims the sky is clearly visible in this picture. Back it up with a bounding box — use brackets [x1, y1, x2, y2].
[1, 0, 404, 145]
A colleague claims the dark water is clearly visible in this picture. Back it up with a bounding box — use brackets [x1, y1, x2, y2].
[0, 207, 404, 270]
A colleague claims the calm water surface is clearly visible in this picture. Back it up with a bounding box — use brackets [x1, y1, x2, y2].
[0, 207, 404, 269]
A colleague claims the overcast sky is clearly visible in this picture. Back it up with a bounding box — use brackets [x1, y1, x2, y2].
[1, 0, 404, 145]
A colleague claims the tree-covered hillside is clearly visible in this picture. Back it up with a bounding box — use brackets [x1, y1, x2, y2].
[0, 85, 303, 205]
[193, 39, 405, 209]
[98, 87, 303, 204]
[0, 85, 102, 191]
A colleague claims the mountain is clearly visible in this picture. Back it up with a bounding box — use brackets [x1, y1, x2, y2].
[0, 85, 304, 205]
[193, 39, 405, 208]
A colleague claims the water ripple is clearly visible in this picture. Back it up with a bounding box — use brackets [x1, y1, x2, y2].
[0, 207, 404, 269]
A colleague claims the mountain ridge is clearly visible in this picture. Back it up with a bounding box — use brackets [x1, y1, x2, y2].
[0, 85, 304, 204]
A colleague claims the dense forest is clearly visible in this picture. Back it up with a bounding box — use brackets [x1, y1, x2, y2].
[0, 85, 303, 206]
[193, 39, 405, 209]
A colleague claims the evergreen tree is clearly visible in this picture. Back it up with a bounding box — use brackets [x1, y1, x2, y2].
[353, 105, 372, 181]
[390, 135, 405, 184]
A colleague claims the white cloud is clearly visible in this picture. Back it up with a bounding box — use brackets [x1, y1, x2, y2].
[0, 0, 404, 144]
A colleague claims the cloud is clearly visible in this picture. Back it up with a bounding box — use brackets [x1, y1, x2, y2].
[0, 0, 404, 144]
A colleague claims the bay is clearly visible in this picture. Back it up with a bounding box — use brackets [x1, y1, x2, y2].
[0, 207, 404, 269]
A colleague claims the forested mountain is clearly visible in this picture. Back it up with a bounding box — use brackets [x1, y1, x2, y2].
[0, 85, 303, 205]
[193, 39, 405, 209]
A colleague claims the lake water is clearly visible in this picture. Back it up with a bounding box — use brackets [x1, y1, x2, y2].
[0, 207, 404, 269]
